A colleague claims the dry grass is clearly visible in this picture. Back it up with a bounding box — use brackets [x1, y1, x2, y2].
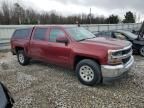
[0, 52, 144, 108]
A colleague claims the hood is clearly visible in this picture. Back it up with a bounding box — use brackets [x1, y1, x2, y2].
[80, 37, 131, 50]
[133, 39, 144, 45]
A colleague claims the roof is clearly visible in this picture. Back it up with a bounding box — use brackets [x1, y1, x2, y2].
[114, 30, 129, 32]
[14, 25, 78, 30]
[98, 30, 130, 33]
[34, 25, 78, 28]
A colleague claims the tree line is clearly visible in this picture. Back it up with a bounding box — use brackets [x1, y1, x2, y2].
[0, 1, 136, 25]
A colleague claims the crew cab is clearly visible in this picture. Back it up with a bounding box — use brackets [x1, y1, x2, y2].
[11, 25, 134, 86]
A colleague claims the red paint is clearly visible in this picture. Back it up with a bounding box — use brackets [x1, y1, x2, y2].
[11, 25, 130, 69]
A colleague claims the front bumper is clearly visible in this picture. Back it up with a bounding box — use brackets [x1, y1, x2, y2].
[101, 56, 134, 82]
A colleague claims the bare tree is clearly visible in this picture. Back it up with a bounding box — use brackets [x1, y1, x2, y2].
[0, 1, 132, 25]
[0, 11, 3, 24]
[1, 1, 11, 24]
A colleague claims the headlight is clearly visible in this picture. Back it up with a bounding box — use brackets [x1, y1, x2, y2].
[108, 50, 122, 65]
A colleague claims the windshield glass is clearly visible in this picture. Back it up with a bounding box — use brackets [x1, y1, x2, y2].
[122, 31, 138, 39]
[66, 27, 96, 41]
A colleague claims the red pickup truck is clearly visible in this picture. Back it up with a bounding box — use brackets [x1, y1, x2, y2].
[11, 25, 134, 86]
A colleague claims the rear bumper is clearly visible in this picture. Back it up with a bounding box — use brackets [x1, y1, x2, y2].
[101, 56, 134, 82]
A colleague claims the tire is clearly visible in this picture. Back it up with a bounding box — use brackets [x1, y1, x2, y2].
[76, 59, 102, 86]
[17, 50, 30, 66]
[139, 46, 144, 57]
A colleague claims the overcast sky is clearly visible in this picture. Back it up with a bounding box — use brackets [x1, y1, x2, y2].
[1, 0, 144, 21]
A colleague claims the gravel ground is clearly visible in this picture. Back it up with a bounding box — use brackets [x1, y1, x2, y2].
[0, 52, 144, 108]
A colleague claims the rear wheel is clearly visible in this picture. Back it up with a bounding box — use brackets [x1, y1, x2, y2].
[76, 59, 102, 86]
[139, 46, 144, 57]
[17, 50, 30, 66]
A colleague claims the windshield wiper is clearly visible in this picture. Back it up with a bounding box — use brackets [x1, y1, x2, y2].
[77, 38, 87, 41]
[77, 37, 96, 42]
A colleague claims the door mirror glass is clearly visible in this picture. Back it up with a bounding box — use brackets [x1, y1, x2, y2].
[56, 36, 68, 44]
[0, 82, 14, 108]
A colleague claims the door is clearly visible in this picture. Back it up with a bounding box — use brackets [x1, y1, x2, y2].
[47, 28, 71, 66]
[29, 27, 49, 60]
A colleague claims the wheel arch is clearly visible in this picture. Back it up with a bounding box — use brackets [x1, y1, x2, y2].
[15, 46, 24, 53]
[73, 55, 101, 70]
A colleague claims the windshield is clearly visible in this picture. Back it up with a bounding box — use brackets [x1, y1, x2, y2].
[66, 27, 96, 41]
[121, 31, 138, 39]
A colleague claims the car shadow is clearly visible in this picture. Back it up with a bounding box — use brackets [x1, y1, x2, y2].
[27, 60, 135, 88]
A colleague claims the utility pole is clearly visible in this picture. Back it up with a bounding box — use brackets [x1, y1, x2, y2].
[15, 0, 22, 24]
[89, 8, 92, 24]
[138, 14, 141, 23]
[15, 3, 21, 24]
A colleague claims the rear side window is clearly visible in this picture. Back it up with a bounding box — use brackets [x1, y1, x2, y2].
[13, 29, 32, 39]
[33, 28, 48, 40]
[114, 32, 126, 40]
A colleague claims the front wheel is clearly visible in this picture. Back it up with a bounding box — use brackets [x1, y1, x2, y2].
[139, 46, 144, 57]
[76, 59, 102, 86]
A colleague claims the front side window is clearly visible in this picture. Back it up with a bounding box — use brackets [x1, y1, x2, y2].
[49, 28, 66, 42]
[105, 32, 112, 37]
[33, 28, 48, 40]
[98, 32, 112, 37]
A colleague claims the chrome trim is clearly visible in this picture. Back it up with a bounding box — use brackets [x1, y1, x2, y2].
[101, 56, 134, 78]
[108, 43, 132, 60]
[110, 43, 132, 52]
[112, 51, 132, 59]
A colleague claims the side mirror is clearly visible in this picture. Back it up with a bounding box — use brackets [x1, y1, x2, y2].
[0, 82, 14, 108]
[56, 36, 68, 44]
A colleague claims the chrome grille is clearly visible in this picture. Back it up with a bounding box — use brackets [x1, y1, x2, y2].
[122, 47, 132, 55]
[111, 44, 132, 64]
[122, 56, 131, 64]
